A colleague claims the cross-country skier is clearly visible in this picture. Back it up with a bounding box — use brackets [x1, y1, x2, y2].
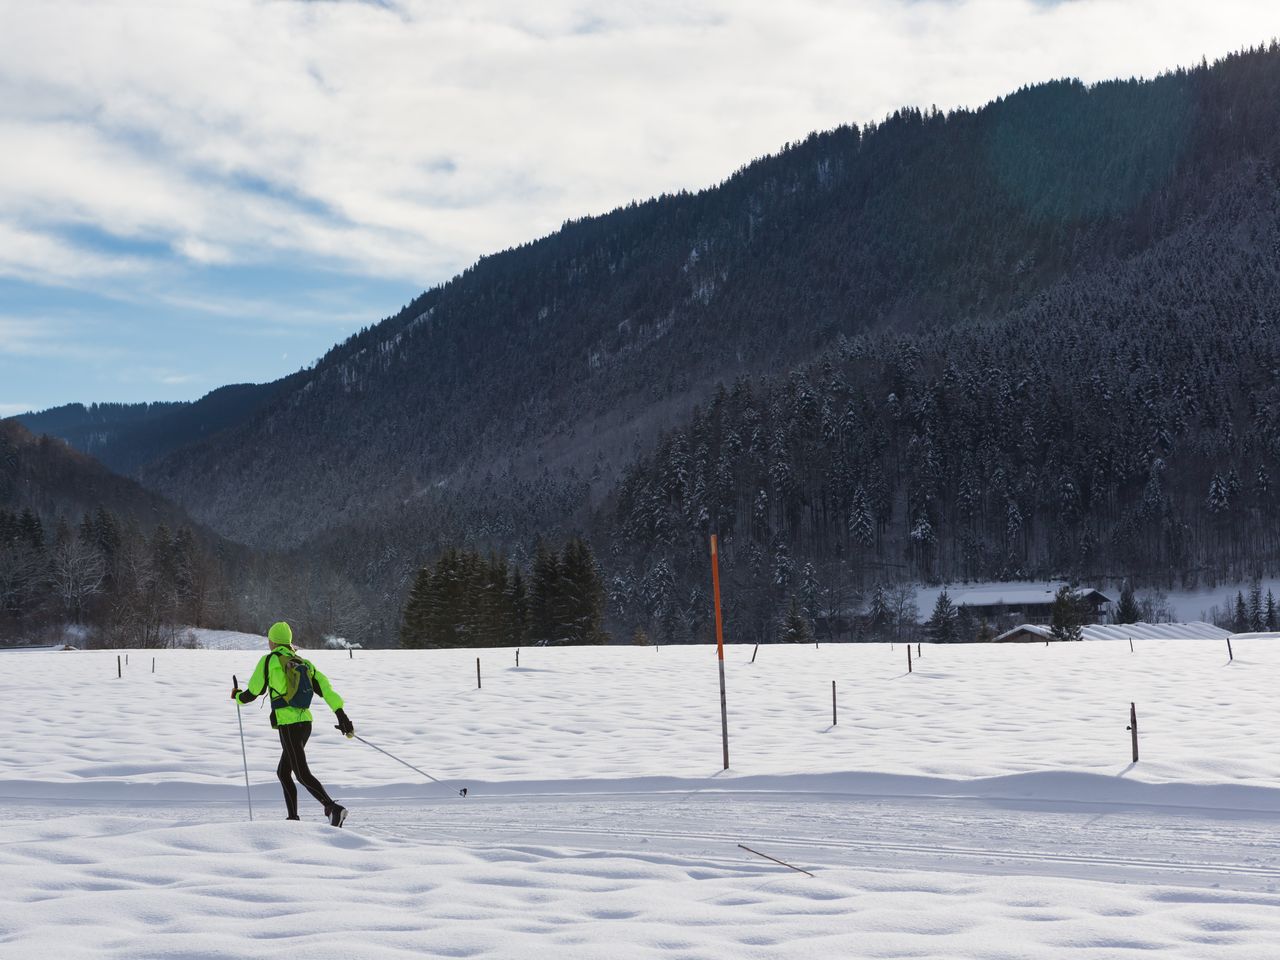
[231, 621, 355, 826]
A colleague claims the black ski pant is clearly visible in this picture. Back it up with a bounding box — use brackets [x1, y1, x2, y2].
[276, 721, 335, 819]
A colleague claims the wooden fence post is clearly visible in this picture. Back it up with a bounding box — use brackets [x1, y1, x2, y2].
[1129, 636, 1133, 653]
[832, 680, 838, 726]
[476, 657, 481, 689]
[151, 657, 155, 674]
[1227, 638, 1234, 661]
[117, 655, 121, 679]
[1127, 702, 1139, 762]
[907, 645, 913, 674]
[516, 648, 520, 667]
[750, 643, 759, 664]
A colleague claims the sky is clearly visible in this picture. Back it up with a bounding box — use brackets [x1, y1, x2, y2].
[1, 0, 1277, 416]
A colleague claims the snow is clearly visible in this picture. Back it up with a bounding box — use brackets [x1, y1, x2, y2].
[181, 627, 271, 650]
[4, 641, 1280, 957]
[994, 621, 1230, 642]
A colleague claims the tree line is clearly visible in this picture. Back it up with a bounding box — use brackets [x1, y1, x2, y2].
[0, 506, 222, 646]
[400, 537, 607, 647]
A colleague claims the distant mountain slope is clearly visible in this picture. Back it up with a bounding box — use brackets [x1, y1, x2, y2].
[0, 418, 208, 529]
[18, 377, 303, 476]
[138, 47, 1280, 552]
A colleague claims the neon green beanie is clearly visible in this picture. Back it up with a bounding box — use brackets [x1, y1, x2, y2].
[267, 621, 293, 647]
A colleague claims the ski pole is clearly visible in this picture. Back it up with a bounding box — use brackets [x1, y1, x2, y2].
[350, 733, 468, 797]
[232, 674, 254, 821]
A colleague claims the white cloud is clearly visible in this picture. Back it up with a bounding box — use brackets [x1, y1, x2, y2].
[0, 221, 147, 285]
[0, 0, 1276, 295]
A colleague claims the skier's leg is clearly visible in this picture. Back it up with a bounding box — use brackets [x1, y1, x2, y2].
[276, 729, 300, 819]
[279, 722, 335, 812]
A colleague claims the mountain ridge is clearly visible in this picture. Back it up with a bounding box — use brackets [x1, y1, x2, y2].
[15, 44, 1280, 643]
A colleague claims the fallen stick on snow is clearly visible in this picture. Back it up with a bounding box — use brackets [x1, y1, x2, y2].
[738, 844, 815, 877]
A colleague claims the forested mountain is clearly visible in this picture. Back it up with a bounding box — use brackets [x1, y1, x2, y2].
[125, 47, 1280, 553]
[607, 168, 1280, 641]
[17, 377, 301, 476]
[16, 45, 1280, 645]
[0, 419, 345, 645]
[0, 419, 206, 529]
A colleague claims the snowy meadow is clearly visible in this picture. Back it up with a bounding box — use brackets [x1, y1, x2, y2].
[2, 640, 1279, 958]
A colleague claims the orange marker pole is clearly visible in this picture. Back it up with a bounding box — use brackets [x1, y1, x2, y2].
[711, 534, 729, 770]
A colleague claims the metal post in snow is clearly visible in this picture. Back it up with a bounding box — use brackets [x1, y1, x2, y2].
[117, 655, 121, 679]
[1227, 637, 1234, 661]
[832, 680, 837, 726]
[907, 644, 912, 674]
[152, 657, 155, 673]
[751, 643, 759, 664]
[1127, 702, 1139, 763]
[1129, 636, 1133, 653]
[516, 648, 520, 667]
[710, 534, 730, 771]
[476, 657, 481, 689]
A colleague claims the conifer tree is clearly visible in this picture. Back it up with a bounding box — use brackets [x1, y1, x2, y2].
[781, 595, 812, 643]
[506, 566, 528, 646]
[1114, 581, 1141, 624]
[867, 582, 890, 638]
[1234, 591, 1249, 633]
[558, 537, 608, 644]
[399, 566, 433, 648]
[528, 541, 561, 644]
[1049, 584, 1085, 642]
[926, 588, 960, 643]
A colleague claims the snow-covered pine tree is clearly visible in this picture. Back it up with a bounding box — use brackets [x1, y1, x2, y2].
[867, 582, 890, 637]
[849, 486, 875, 547]
[1208, 474, 1230, 513]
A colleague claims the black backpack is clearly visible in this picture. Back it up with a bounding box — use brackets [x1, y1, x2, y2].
[265, 649, 315, 726]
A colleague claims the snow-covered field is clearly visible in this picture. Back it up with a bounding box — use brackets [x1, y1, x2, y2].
[3, 641, 1279, 958]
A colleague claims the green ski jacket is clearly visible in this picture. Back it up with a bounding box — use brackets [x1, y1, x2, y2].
[235, 643, 344, 726]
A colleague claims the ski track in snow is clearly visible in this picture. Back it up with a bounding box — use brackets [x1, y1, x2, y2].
[3, 642, 1280, 957]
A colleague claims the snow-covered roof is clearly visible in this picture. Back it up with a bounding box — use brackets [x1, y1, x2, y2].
[951, 583, 1112, 607]
[1228, 631, 1280, 641]
[993, 621, 1230, 642]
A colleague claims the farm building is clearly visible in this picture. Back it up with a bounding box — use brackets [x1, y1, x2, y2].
[948, 583, 1113, 624]
[991, 621, 1230, 643]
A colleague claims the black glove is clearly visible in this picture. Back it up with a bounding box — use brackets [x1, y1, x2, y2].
[334, 709, 354, 737]
[231, 685, 241, 702]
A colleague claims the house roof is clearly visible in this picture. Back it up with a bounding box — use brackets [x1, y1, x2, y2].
[992, 621, 1230, 642]
[952, 584, 1113, 607]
